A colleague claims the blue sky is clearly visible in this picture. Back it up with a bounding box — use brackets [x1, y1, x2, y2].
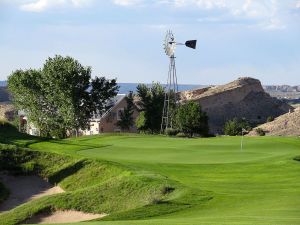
[0, 0, 299, 85]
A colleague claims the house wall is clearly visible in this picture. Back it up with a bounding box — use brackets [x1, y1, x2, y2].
[83, 97, 139, 135]
[99, 97, 139, 133]
[82, 120, 100, 136]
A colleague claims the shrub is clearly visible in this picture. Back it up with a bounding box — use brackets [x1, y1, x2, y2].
[176, 132, 188, 138]
[255, 128, 266, 136]
[267, 116, 274, 122]
[175, 101, 209, 137]
[165, 128, 180, 136]
[224, 118, 250, 136]
[21, 161, 38, 174]
[136, 111, 147, 132]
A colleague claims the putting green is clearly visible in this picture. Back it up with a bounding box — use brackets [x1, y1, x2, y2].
[29, 135, 300, 225]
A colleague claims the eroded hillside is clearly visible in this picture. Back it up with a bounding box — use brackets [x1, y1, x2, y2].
[180, 77, 293, 133]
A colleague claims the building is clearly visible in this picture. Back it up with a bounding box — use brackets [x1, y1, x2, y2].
[83, 94, 140, 135]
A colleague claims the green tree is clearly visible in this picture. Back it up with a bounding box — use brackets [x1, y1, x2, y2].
[8, 55, 118, 138]
[135, 111, 147, 132]
[175, 101, 209, 137]
[117, 91, 135, 131]
[136, 83, 165, 133]
[224, 118, 250, 136]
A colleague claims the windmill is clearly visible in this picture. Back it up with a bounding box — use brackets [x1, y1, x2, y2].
[160, 30, 197, 133]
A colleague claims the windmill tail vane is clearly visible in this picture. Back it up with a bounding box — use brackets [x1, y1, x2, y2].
[169, 40, 197, 49]
[185, 40, 197, 49]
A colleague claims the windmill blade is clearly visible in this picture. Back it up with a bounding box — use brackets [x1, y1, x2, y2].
[185, 40, 197, 49]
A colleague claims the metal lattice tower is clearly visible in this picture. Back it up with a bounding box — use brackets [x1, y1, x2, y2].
[161, 55, 178, 132]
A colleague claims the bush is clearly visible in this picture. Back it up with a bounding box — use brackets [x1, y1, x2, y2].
[165, 128, 180, 136]
[255, 128, 266, 136]
[175, 101, 209, 137]
[136, 111, 147, 132]
[267, 116, 274, 122]
[21, 161, 38, 174]
[224, 118, 250, 136]
[176, 132, 188, 138]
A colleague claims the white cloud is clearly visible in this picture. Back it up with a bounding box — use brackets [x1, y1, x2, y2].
[260, 18, 285, 30]
[20, 0, 93, 12]
[296, 1, 300, 8]
[112, 0, 142, 6]
[167, 0, 285, 31]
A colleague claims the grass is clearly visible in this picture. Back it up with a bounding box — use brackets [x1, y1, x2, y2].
[0, 120, 42, 147]
[0, 128, 300, 224]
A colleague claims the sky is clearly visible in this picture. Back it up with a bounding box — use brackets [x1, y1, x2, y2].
[0, 0, 299, 85]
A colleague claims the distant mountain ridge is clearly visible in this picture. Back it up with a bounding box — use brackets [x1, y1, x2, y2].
[117, 83, 206, 94]
[264, 85, 300, 92]
[0, 81, 7, 87]
[1, 80, 299, 92]
[1, 81, 299, 102]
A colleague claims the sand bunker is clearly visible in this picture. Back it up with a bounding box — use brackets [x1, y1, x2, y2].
[24, 210, 107, 224]
[0, 173, 64, 212]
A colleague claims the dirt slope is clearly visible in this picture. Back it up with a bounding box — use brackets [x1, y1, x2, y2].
[248, 107, 300, 136]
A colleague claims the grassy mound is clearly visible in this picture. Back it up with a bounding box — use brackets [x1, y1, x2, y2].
[0, 119, 41, 146]
[0, 147, 202, 225]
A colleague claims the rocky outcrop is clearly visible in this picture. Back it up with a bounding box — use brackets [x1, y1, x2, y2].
[180, 77, 293, 134]
[248, 107, 300, 137]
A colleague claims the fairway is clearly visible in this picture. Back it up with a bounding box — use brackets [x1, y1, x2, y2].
[28, 135, 300, 225]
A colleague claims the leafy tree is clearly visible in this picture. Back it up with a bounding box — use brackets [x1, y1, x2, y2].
[117, 91, 135, 131]
[135, 111, 147, 132]
[224, 118, 250, 136]
[136, 83, 165, 133]
[175, 101, 209, 137]
[8, 55, 118, 138]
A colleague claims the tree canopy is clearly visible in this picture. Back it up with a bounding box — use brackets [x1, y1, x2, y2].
[117, 91, 135, 131]
[175, 101, 209, 137]
[136, 83, 165, 133]
[8, 55, 118, 138]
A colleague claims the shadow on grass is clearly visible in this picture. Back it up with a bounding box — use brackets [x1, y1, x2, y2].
[0, 124, 45, 147]
[47, 160, 86, 184]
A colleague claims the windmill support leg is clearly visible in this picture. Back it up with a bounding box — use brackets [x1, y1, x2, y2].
[161, 55, 178, 133]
